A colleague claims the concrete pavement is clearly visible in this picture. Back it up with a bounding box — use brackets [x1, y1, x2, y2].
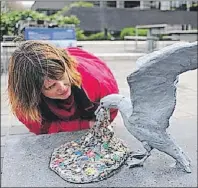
[1, 58, 197, 187]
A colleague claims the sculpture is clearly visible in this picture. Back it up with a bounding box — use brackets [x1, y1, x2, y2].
[95, 42, 197, 173]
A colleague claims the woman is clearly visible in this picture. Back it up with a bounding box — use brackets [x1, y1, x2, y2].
[8, 41, 119, 135]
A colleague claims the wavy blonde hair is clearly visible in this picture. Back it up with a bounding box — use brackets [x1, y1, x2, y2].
[8, 40, 82, 123]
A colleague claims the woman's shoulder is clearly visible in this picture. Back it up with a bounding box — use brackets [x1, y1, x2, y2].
[66, 47, 118, 101]
[66, 47, 115, 81]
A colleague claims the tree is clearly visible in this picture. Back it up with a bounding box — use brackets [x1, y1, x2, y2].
[0, 10, 49, 37]
[54, 1, 94, 16]
[0, 9, 81, 39]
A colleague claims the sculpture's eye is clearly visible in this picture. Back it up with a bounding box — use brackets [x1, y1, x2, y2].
[101, 102, 103, 105]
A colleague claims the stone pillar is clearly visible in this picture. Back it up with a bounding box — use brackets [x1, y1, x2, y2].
[155, 1, 160, 9]
[175, 1, 180, 8]
[160, 1, 171, 10]
[186, 1, 191, 11]
[116, 1, 124, 8]
[140, 1, 144, 9]
[100, 1, 106, 8]
[140, 1, 151, 9]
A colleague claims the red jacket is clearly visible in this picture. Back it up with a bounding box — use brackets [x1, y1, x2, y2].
[16, 47, 119, 135]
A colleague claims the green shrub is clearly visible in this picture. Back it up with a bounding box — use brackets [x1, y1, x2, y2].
[120, 27, 148, 39]
[138, 29, 148, 36]
[76, 28, 86, 40]
[55, 1, 94, 16]
[0, 10, 49, 36]
[54, 15, 80, 26]
[70, 1, 94, 8]
[120, 27, 135, 39]
[0, 9, 81, 38]
[87, 32, 112, 40]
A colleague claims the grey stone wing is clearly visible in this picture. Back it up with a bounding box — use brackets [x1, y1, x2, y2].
[127, 42, 197, 129]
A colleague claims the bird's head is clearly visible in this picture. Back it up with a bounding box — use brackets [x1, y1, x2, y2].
[95, 94, 125, 115]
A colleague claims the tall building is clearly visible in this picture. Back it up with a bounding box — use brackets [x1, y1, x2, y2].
[1, 1, 9, 13]
[1, 1, 27, 13]
[31, 0, 198, 15]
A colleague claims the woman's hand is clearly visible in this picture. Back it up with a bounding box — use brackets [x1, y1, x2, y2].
[89, 121, 95, 128]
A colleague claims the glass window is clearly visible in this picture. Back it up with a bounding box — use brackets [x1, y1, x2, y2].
[124, 1, 140, 8]
[87, 1, 100, 7]
[106, 1, 116, 7]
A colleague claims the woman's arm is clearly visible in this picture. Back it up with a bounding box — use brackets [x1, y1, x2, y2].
[16, 113, 90, 135]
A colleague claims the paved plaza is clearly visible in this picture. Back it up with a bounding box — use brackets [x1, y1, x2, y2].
[1, 57, 197, 187]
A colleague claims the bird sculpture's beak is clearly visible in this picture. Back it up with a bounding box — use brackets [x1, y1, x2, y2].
[95, 105, 111, 121]
[94, 105, 102, 116]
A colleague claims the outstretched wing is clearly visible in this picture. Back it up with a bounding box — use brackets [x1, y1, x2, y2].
[127, 42, 197, 129]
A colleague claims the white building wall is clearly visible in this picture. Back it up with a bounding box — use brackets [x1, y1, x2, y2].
[92, 0, 196, 10]
[116, 1, 124, 8]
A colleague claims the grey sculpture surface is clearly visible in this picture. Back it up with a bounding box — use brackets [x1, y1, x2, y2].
[95, 42, 197, 173]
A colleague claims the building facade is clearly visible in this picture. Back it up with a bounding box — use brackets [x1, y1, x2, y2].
[95, 0, 197, 11]
[31, 0, 198, 15]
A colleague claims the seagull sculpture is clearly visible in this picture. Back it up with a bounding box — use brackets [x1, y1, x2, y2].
[95, 42, 197, 173]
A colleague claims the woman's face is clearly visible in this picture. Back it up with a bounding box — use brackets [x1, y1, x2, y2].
[42, 73, 71, 100]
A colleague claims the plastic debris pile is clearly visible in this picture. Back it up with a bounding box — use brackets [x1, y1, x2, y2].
[49, 108, 129, 183]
